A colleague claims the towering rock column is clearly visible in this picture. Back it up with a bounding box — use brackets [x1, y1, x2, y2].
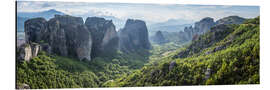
[85, 17, 119, 58]
[119, 19, 151, 52]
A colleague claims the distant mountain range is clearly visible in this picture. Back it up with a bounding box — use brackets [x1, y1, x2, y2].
[148, 19, 194, 34]
[17, 9, 66, 32]
[17, 9, 65, 19]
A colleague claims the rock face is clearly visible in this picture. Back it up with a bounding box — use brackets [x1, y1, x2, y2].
[24, 18, 48, 43]
[169, 61, 177, 71]
[205, 68, 211, 80]
[119, 19, 151, 52]
[17, 83, 30, 89]
[194, 17, 215, 34]
[152, 31, 168, 44]
[85, 17, 119, 57]
[17, 43, 40, 62]
[177, 17, 215, 43]
[176, 24, 232, 58]
[178, 16, 245, 43]
[24, 15, 92, 61]
[216, 16, 245, 25]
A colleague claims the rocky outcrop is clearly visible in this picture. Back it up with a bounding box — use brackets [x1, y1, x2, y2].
[85, 17, 118, 57]
[24, 18, 48, 43]
[177, 17, 215, 43]
[16, 83, 30, 89]
[169, 61, 177, 71]
[119, 19, 151, 52]
[205, 68, 211, 80]
[17, 43, 40, 62]
[216, 16, 245, 25]
[176, 24, 232, 58]
[52, 15, 92, 61]
[194, 17, 215, 34]
[24, 15, 92, 61]
[152, 31, 168, 44]
[179, 16, 245, 43]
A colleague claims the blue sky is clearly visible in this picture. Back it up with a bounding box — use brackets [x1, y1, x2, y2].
[17, 1, 259, 24]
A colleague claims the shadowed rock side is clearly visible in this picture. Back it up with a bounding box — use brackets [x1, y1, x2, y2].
[24, 18, 48, 43]
[151, 31, 168, 44]
[194, 17, 215, 34]
[85, 17, 119, 58]
[119, 19, 151, 52]
[24, 15, 92, 61]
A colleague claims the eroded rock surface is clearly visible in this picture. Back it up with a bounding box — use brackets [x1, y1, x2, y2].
[85, 17, 118, 57]
[119, 19, 151, 52]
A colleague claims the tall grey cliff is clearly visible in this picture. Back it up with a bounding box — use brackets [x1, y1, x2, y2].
[24, 15, 92, 61]
[119, 19, 151, 52]
[85, 17, 119, 57]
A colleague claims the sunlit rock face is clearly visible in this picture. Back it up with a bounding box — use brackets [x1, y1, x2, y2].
[85, 17, 119, 57]
[119, 19, 151, 52]
[17, 43, 40, 62]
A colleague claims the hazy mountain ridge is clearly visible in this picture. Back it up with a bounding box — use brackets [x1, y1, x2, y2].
[18, 9, 66, 19]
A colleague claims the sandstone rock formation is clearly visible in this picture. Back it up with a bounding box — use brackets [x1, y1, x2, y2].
[179, 16, 245, 43]
[119, 19, 151, 52]
[85, 17, 119, 57]
[152, 31, 168, 44]
[176, 24, 231, 58]
[24, 17, 47, 43]
[17, 43, 40, 62]
[24, 15, 92, 61]
[194, 17, 215, 34]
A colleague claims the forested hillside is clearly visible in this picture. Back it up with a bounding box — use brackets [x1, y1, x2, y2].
[16, 16, 259, 88]
[104, 17, 260, 86]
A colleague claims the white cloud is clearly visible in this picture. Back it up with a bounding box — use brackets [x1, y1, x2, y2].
[17, 1, 259, 24]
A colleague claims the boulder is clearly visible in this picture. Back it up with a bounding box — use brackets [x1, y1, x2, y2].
[205, 68, 211, 80]
[169, 61, 177, 71]
[17, 83, 30, 89]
